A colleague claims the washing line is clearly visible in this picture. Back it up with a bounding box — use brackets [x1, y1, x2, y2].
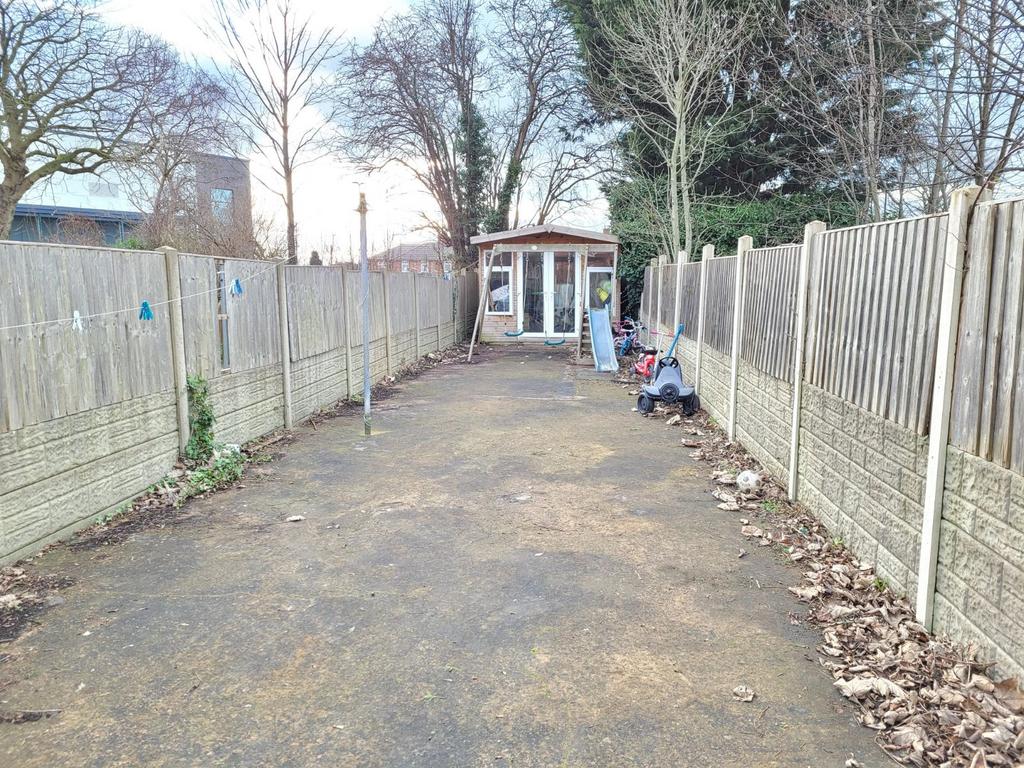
[0, 258, 285, 333]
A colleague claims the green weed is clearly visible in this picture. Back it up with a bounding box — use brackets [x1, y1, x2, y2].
[185, 374, 216, 462]
[177, 449, 246, 506]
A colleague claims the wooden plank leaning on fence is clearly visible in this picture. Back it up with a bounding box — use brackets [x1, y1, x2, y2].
[467, 248, 498, 363]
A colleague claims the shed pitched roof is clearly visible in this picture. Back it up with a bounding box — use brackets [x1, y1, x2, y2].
[470, 224, 619, 247]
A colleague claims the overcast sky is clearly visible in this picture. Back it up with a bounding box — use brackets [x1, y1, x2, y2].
[88, 0, 607, 262]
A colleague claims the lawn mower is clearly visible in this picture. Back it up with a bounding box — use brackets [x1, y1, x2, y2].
[636, 324, 700, 416]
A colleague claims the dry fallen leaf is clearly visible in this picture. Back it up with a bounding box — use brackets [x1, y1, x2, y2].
[731, 685, 756, 702]
[993, 678, 1024, 713]
[667, 408, 1024, 768]
[834, 676, 907, 700]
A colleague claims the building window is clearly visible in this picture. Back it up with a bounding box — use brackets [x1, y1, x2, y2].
[419, 262, 428, 273]
[401, 260, 409, 272]
[443, 260, 453, 275]
[486, 253, 512, 315]
[211, 188, 234, 222]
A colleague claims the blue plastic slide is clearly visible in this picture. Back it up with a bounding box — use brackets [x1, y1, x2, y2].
[588, 308, 618, 372]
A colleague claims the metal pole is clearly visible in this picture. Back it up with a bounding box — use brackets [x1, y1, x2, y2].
[359, 192, 371, 436]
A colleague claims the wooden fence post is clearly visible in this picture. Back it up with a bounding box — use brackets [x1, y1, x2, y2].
[382, 270, 393, 374]
[695, 244, 713, 394]
[916, 185, 982, 630]
[159, 246, 190, 453]
[728, 235, 753, 441]
[275, 261, 293, 429]
[413, 272, 422, 359]
[787, 221, 827, 501]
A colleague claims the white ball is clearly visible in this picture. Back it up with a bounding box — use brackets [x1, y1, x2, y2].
[736, 470, 762, 493]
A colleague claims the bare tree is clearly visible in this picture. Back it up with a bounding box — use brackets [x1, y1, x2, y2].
[782, 0, 949, 221]
[0, 1, 183, 238]
[339, 0, 483, 265]
[483, 0, 587, 231]
[598, 0, 755, 258]
[933, 0, 1024, 198]
[530, 138, 610, 225]
[835, 0, 1024, 215]
[117, 58, 236, 247]
[210, 0, 343, 264]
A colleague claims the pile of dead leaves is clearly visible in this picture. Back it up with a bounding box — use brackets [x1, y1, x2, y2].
[663, 409, 1024, 768]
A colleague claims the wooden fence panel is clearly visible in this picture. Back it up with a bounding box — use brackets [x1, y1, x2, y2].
[658, 264, 676, 329]
[225, 259, 281, 372]
[178, 255, 219, 379]
[417, 275, 438, 329]
[388, 273, 417, 333]
[677, 262, 701, 340]
[950, 197, 1024, 471]
[741, 245, 800, 381]
[369, 272, 387, 342]
[0, 243, 172, 432]
[639, 265, 653, 334]
[286, 266, 345, 361]
[343, 269, 387, 343]
[803, 214, 947, 434]
[703, 256, 736, 355]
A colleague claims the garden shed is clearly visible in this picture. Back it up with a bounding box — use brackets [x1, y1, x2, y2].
[471, 224, 620, 345]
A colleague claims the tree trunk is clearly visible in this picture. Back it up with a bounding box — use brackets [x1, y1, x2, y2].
[0, 169, 26, 240]
[928, 0, 966, 213]
[285, 164, 297, 265]
[0, 193, 18, 240]
[281, 89, 298, 265]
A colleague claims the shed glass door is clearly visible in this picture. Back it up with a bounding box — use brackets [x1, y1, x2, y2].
[552, 252, 576, 334]
[522, 251, 545, 333]
[518, 251, 580, 337]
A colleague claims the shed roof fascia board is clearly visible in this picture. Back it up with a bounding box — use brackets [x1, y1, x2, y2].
[470, 224, 619, 246]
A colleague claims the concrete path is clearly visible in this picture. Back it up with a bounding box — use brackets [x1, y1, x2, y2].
[0, 349, 885, 767]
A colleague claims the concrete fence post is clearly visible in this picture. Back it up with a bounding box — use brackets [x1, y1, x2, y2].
[159, 246, 190, 453]
[916, 185, 983, 630]
[655, 256, 665, 350]
[413, 272, 422, 360]
[787, 220, 827, 501]
[695, 244, 713, 394]
[275, 261, 293, 429]
[382, 270, 394, 374]
[647, 257, 658, 346]
[728, 235, 753, 441]
[436, 275, 443, 351]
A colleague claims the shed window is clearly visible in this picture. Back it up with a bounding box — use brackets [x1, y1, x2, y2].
[486, 252, 513, 314]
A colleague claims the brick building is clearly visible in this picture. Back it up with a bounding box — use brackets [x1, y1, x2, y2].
[369, 241, 453, 276]
[11, 153, 252, 246]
